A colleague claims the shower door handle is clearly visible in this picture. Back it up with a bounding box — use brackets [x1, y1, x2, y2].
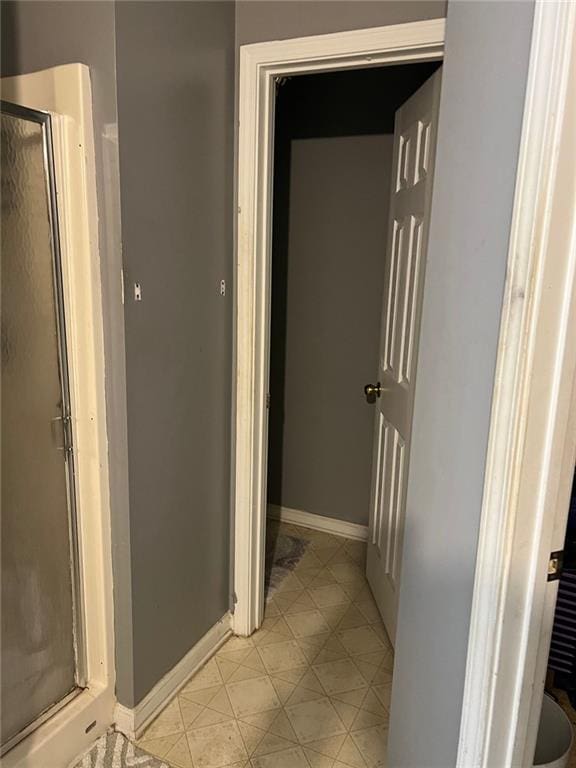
[51, 414, 73, 454]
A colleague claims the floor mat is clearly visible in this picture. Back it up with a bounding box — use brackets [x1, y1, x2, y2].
[74, 731, 168, 768]
[264, 531, 309, 598]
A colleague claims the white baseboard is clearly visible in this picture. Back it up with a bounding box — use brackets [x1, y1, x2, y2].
[268, 504, 368, 542]
[114, 612, 232, 740]
[112, 703, 136, 743]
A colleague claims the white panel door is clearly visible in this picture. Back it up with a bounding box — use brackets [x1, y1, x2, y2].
[366, 69, 442, 644]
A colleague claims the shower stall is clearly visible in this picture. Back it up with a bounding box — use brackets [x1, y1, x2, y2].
[1, 101, 84, 754]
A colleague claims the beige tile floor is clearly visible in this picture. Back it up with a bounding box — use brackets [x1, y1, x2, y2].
[137, 521, 392, 768]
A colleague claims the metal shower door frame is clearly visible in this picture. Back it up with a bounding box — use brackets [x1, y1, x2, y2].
[1, 100, 86, 755]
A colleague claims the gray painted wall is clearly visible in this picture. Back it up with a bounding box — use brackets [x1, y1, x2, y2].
[235, 0, 447, 46]
[268, 135, 393, 525]
[0, 0, 134, 705]
[114, 1, 235, 705]
[388, 2, 535, 766]
[1, 0, 236, 709]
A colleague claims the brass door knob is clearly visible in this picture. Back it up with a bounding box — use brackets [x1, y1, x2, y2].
[364, 382, 382, 399]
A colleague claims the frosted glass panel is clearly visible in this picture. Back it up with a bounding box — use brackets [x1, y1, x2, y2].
[1, 107, 77, 748]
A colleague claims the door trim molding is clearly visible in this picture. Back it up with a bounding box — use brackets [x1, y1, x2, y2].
[456, 2, 576, 766]
[233, 19, 445, 638]
[1, 65, 116, 768]
[268, 505, 369, 542]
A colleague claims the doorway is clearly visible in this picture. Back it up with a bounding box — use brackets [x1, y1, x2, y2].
[232, 41, 447, 768]
[231, 18, 446, 763]
[266, 60, 441, 651]
[233, 19, 445, 642]
[238, 60, 442, 760]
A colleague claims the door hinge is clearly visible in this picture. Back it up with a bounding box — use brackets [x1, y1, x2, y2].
[266, 393, 271, 409]
[548, 550, 564, 582]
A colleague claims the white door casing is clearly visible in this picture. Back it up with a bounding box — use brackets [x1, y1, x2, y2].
[366, 69, 442, 643]
[233, 20, 446, 639]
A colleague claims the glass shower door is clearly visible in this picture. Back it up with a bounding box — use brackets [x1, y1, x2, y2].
[1, 102, 83, 753]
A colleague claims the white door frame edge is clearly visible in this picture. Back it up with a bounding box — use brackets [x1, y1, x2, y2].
[456, 2, 576, 766]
